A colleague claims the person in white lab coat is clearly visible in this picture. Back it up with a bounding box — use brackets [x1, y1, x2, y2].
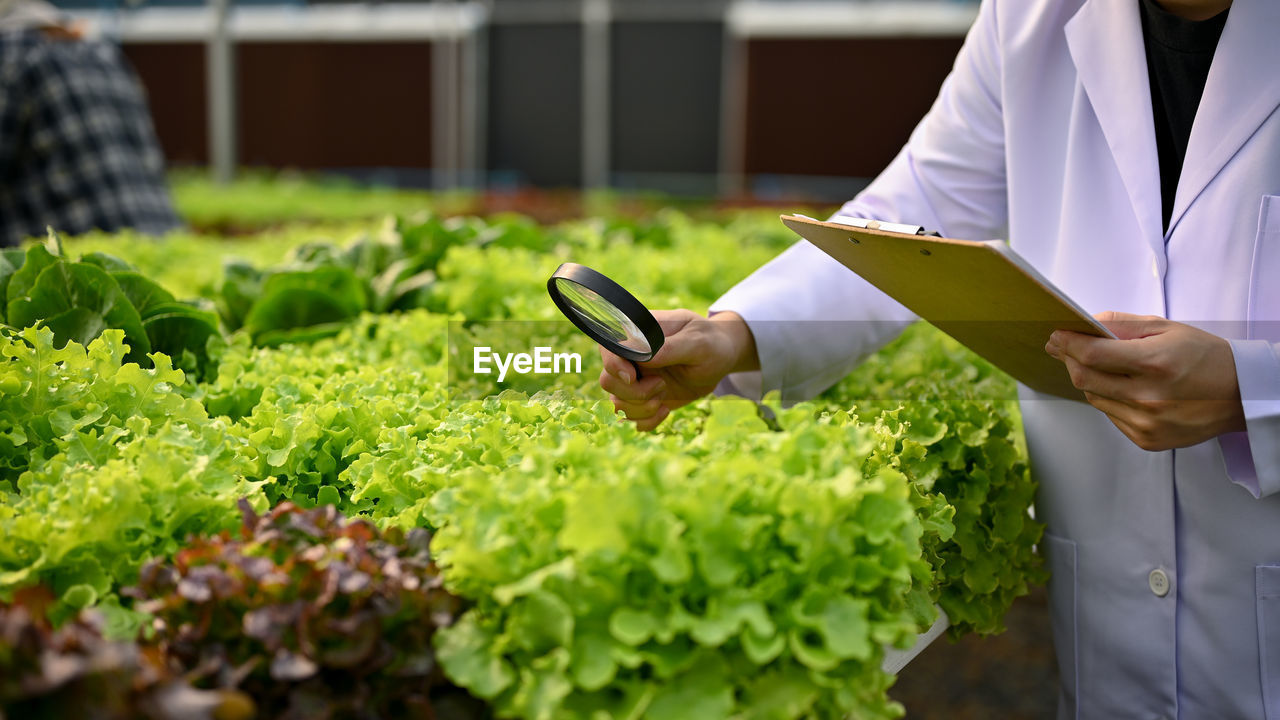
[599, 0, 1280, 717]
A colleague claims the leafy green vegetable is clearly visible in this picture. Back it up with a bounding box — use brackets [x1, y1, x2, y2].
[107, 270, 176, 317]
[0, 247, 28, 311]
[4, 241, 59, 313]
[140, 302, 222, 378]
[210, 209, 791, 347]
[430, 398, 929, 720]
[1, 235, 222, 376]
[7, 261, 152, 360]
[0, 589, 248, 720]
[1, 207, 1046, 719]
[127, 500, 479, 720]
[241, 267, 367, 345]
[0, 328, 263, 622]
[0, 327, 204, 487]
[825, 322, 1047, 635]
[199, 313, 451, 509]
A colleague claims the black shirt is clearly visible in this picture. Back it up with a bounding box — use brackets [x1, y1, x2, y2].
[1138, 0, 1229, 233]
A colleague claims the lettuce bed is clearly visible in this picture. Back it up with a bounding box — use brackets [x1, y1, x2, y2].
[1, 210, 1044, 720]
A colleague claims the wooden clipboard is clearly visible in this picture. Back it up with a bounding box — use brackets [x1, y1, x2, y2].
[782, 214, 1115, 401]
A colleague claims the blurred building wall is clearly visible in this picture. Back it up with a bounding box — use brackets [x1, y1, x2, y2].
[743, 36, 964, 179]
[81, 0, 977, 199]
[122, 44, 208, 165]
[611, 21, 723, 193]
[486, 22, 583, 186]
[236, 42, 434, 169]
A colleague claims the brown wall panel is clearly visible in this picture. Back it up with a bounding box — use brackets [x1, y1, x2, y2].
[121, 43, 208, 166]
[237, 42, 432, 169]
[744, 37, 965, 178]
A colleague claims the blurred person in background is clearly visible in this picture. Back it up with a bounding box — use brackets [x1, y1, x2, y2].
[0, 0, 180, 247]
[599, 0, 1280, 717]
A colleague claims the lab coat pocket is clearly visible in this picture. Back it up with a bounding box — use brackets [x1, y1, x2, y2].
[1259, 564, 1280, 720]
[1249, 195, 1280, 338]
[1044, 533, 1079, 720]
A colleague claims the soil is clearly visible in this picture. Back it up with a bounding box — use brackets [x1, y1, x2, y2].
[891, 586, 1059, 719]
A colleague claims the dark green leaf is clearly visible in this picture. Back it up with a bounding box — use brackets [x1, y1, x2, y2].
[370, 257, 432, 313]
[217, 259, 266, 332]
[111, 271, 176, 318]
[289, 241, 344, 268]
[340, 236, 398, 277]
[78, 252, 136, 273]
[397, 216, 463, 271]
[242, 267, 366, 343]
[0, 248, 25, 318]
[252, 321, 349, 348]
[5, 242, 59, 310]
[7, 262, 150, 358]
[388, 269, 437, 313]
[41, 306, 108, 346]
[141, 302, 220, 374]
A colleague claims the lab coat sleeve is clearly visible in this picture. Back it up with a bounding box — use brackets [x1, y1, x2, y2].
[1218, 339, 1280, 498]
[710, 0, 1010, 402]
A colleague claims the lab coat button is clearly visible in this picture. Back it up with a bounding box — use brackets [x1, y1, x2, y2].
[1148, 568, 1170, 597]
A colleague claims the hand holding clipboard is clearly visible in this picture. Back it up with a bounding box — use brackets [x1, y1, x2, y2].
[782, 214, 1115, 401]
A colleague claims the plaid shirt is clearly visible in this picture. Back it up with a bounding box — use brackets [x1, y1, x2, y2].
[0, 29, 182, 247]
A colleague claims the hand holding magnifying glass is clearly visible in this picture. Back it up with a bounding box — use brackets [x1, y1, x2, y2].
[547, 263, 770, 431]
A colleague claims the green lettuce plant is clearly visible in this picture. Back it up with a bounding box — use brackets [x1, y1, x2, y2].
[429, 399, 933, 720]
[1, 233, 220, 378]
[0, 328, 264, 627]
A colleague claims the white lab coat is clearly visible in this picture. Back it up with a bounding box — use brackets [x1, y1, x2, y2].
[711, 0, 1280, 717]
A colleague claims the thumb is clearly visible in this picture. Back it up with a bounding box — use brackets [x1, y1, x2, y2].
[636, 310, 704, 369]
[652, 309, 700, 337]
[639, 329, 705, 370]
[1094, 311, 1167, 340]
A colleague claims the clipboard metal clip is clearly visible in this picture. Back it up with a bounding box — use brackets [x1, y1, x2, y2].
[793, 214, 941, 237]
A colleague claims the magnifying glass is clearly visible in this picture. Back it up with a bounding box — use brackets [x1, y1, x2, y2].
[547, 262, 781, 431]
[547, 263, 664, 376]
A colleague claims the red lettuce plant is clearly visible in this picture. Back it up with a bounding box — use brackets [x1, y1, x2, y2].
[1, 588, 247, 720]
[129, 500, 482, 720]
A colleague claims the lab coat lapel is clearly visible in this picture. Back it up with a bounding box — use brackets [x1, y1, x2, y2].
[1168, 0, 1280, 234]
[1064, 0, 1166, 269]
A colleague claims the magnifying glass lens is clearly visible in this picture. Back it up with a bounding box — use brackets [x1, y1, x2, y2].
[547, 263, 663, 364]
[553, 278, 652, 354]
